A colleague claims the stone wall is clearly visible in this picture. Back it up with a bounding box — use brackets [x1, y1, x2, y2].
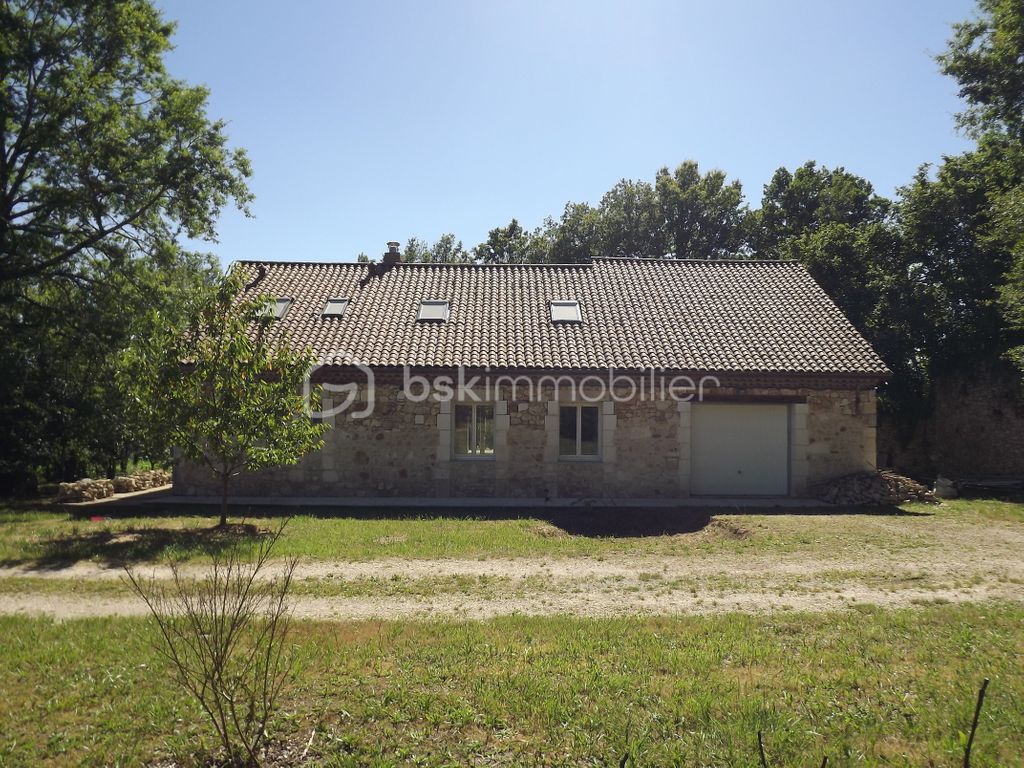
[173, 379, 878, 500]
[878, 362, 1024, 479]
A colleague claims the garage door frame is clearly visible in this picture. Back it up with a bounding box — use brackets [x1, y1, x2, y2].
[690, 401, 793, 497]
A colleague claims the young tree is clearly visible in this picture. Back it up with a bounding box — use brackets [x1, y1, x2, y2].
[126, 522, 297, 767]
[124, 275, 327, 526]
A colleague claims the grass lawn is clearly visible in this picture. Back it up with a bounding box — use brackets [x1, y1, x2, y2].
[0, 497, 1021, 566]
[1, 497, 1020, 765]
[0, 603, 1020, 767]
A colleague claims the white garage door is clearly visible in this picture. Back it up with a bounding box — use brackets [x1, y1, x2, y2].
[691, 403, 790, 496]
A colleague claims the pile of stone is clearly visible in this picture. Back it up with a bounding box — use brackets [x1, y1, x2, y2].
[811, 470, 936, 506]
[111, 469, 171, 493]
[57, 469, 170, 502]
[56, 478, 114, 502]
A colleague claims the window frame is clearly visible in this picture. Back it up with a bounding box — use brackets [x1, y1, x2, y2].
[452, 402, 496, 461]
[322, 297, 350, 317]
[417, 299, 450, 322]
[558, 403, 601, 461]
[267, 296, 292, 320]
[550, 299, 582, 324]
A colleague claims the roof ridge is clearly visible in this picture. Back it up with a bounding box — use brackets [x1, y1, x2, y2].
[234, 258, 801, 268]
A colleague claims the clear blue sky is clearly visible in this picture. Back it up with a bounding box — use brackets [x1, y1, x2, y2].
[157, 0, 977, 267]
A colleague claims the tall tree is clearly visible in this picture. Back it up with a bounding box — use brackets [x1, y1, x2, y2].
[547, 202, 601, 264]
[596, 179, 667, 258]
[0, 0, 251, 490]
[938, 0, 1024, 140]
[746, 162, 930, 421]
[993, 185, 1024, 368]
[938, 0, 1024, 374]
[654, 161, 746, 260]
[475, 218, 538, 264]
[401, 236, 431, 263]
[0, 249, 216, 489]
[897, 137, 1024, 371]
[749, 161, 885, 259]
[0, 0, 252, 289]
[400, 234, 472, 263]
[427, 232, 471, 263]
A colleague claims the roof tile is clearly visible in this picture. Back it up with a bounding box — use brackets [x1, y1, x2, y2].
[235, 258, 889, 376]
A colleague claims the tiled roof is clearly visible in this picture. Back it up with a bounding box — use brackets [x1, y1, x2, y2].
[235, 258, 889, 376]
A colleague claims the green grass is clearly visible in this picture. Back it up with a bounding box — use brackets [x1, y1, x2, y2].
[0, 497, 1020, 566]
[0, 603, 1021, 766]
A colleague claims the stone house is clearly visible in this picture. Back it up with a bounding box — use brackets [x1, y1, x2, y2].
[173, 244, 889, 501]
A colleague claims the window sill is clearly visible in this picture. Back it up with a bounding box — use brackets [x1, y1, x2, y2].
[558, 455, 602, 463]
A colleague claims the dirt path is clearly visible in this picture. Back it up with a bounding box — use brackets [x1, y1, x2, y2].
[2, 539, 1023, 583]
[1, 544, 1022, 620]
[0, 581, 1019, 621]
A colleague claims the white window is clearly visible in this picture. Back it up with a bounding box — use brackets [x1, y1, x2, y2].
[559, 404, 599, 458]
[322, 297, 349, 317]
[550, 300, 581, 323]
[454, 404, 494, 458]
[417, 299, 450, 322]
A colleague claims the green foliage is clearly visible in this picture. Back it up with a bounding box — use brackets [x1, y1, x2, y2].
[122, 274, 327, 525]
[897, 137, 1024, 370]
[655, 160, 747, 260]
[0, 249, 216, 490]
[0, 0, 251, 491]
[400, 233, 472, 263]
[993, 186, 1024, 366]
[0, 0, 252, 286]
[597, 178, 668, 258]
[935, 0, 1024, 377]
[471, 161, 746, 263]
[547, 201, 602, 263]
[475, 218, 540, 263]
[748, 161, 887, 259]
[938, 0, 1024, 139]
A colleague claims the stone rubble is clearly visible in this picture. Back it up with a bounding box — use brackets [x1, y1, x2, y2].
[56, 469, 171, 503]
[811, 469, 936, 506]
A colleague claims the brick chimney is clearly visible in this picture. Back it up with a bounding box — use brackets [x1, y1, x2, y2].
[382, 240, 402, 266]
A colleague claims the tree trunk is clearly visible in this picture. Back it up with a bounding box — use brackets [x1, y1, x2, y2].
[219, 473, 229, 527]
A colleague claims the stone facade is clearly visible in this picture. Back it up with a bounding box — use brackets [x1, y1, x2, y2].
[174, 378, 877, 500]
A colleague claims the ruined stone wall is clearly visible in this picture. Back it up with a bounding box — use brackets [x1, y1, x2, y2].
[878, 362, 1024, 479]
[173, 380, 877, 499]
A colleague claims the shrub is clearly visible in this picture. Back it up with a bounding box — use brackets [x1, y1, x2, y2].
[125, 522, 296, 767]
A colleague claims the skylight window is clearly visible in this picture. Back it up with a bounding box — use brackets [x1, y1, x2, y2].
[417, 299, 450, 322]
[322, 297, 349, 318]
[268, 297, 292, 320]
[550, 300, 581, 323]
